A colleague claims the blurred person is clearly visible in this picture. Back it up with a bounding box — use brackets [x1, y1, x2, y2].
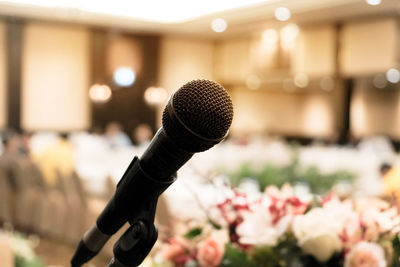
[105, 121, 132, 148]
[132, 123, 153, 146]
[0, 134, 3, 155]
[0, 130, 20, 158]
[34, 132, 75, 186]
[89, 125, 104, 136]
[0, 130, 33, 158]
[0, 130, 22, 189]
[380, 163, 400, 202]
[18, 131, 32, 157]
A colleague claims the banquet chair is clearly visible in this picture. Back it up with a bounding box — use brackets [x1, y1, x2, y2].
[56, 170, 90, 244]
[0, 168, 12, 224]
[9, 158, 43, 231]
[24, 164, 67, 239]
[15, 162, 48, 231]
[0, 155, 18, 226]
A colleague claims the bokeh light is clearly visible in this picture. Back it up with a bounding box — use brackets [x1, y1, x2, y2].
[294, 73, 309, 88]
[386, 68, 400, 84]
[113, 67, 136, 87]
[89, 84, 112, 103]
[372, 74, 387, 89]
[211, 18, 228, 33]
[274, 7, 291, 21]
[144, 86, 168, 106]
[365, 0, 381, 6]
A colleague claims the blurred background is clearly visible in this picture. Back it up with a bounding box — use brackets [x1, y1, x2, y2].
[0, 0, 400, 266]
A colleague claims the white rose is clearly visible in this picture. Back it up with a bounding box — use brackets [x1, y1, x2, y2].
[344, 242, 386, 267]
[236, 207, 291, 246]
[293, 208, 344, 262]
[361, 207, 400, 241]
[300, 232, 342, 262]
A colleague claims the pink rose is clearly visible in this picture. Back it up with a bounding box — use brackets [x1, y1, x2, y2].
[341, 214, 362, 249]
[197, 237, 225, 267]
[344, 242, 386, 267]
[162, 237, 187, 263]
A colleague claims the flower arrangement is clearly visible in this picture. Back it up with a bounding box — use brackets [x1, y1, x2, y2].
[0, 229, 43, 267]
[220, 150, 355, 195]
[151, 184, 400, 267]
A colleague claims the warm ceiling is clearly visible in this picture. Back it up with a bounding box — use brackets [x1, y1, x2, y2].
[0, 0, 398, 38]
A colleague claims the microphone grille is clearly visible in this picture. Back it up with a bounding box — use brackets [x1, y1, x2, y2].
[162, 79, 233, 152]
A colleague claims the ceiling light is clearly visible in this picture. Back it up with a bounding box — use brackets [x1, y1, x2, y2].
[113, 67, 136, 87]
[89, 84, 112, 103]
[386, 68, 400, 84]
[274, 7, 291, 21]
[211, 18, 227, 33]
[365, 0, 381, 6]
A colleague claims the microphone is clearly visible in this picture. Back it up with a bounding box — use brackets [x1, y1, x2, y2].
[71, 79, 233, 266]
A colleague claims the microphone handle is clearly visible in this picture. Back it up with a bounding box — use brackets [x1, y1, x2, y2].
[97, 157, 176, 234]
[140, 128, 194, 180]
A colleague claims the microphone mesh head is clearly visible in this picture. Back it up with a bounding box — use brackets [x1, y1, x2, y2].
[162, 79, 233, 152]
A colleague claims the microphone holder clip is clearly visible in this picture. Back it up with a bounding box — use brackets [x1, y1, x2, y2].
[107, 156, 175, 267]
[108, 219, 158, 267]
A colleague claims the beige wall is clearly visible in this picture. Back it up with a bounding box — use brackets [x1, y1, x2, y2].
[351, 81, 400, 138]
[231, 88, 334, 137]
[22, 23, 90, 131]
[215, 38, 250, 83]
[0, 22, 6, 129]
[292, 25, 336, 77]
[215, 24, 337, 84]
[213, 25, 336, 138]
[158, 36, 215, 126]
[340, 18, 398, 76]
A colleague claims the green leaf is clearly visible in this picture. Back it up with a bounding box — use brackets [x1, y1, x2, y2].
[208, 219, 222, 230]
[252, 246, 281, 267]
[221, 243, 257, 267]
[15, 256, 43, 267]
[222, 155, 355, 195]
[392, 235, 400, 267]
[184, 228, 202, 239]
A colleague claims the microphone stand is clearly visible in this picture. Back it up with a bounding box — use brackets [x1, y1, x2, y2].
[108, 203, 158, 266]
[107, 161, 174, 267]
[71, 156, 176, 267]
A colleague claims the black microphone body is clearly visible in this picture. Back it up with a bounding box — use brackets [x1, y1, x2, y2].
[98, 128, 193, 235]
[71, 79, 233, 267]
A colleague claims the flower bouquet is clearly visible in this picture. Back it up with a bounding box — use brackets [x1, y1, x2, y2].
[151, 184, 400, 267]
